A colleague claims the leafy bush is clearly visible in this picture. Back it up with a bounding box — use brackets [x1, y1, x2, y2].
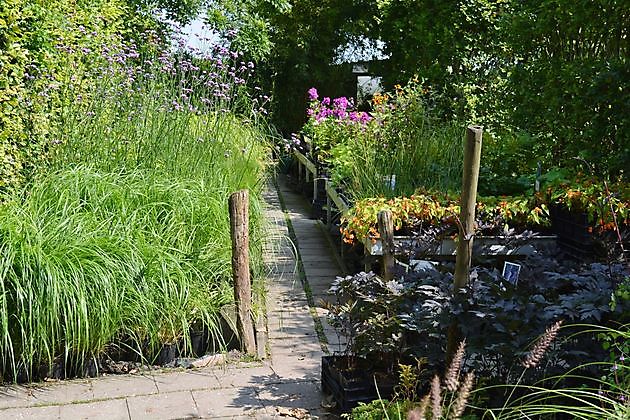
[0, 0, 160, 193]
[376, 0, 629, 180]
[339, 175, 630, 245]
[326, 257, 628, 387]
[340, 191, 550, 244]
[300, 88, 371, 162]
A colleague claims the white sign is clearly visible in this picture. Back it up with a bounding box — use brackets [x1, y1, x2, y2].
[502, 262, 521, 286]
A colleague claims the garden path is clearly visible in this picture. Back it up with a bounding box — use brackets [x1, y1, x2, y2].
[0, 175, 344, 419]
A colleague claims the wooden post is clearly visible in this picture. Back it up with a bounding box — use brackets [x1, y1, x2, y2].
[453, 125, 483, 290]
[312, 169, 318, 203]
[378, 210, 395, 281]
[229, 190, 256, 355]
[448, 125, 483, 360]
[297, 160, 302, 185]
[326, 180, 332, 228]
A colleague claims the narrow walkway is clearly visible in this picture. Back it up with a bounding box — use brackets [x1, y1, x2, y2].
[0, 176, 344, 419]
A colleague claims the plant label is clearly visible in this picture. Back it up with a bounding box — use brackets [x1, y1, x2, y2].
[502, 261, 521, 286]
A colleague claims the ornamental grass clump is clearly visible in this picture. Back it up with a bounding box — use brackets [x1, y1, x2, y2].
[0, 26, 271, 382]
[0, 169, 235, 378]
[477, 323, 629, 419]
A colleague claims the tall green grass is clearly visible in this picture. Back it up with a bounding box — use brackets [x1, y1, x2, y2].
[336, 121, 464, 200]
[0, 40, 271, 380]
[0, 168, 231, 375]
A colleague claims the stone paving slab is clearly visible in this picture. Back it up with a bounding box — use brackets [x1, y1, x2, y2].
[88, 374, 158, 401]
[305, 277, 335, 290]
[269, 296, 309, 308]
[0, 404, 62, 420]
[301, 260, 337, 268]
[0, 381, 95, 410]
[194, 387, 265, 419]
[60, 398, 130, 420]
[212, 365, 278, 388]
[256, 381, 323, 412]
[153, 370, 221, 393]
[127, 390, 198, 419]
[300, 267, 340, 278]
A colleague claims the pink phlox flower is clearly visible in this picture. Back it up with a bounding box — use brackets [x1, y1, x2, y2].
[359, 112, 372, 124]
[333, 97, 348, 111]
[332, 109, 347, 119]
[308, 87, 318, 101]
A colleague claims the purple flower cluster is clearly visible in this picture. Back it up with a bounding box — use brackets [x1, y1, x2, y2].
[26, 15, 273, 140]
[308, 87, 318, 101]
[279, 132, 307, 153]
[306, 87, 371, 126]
[43, 24, 271, 119]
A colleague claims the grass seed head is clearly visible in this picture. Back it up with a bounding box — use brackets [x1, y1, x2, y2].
[445, 339, 466, 392]
[450, 371, 475, 420]
[522, 320, 563, 369]
[431, 374, 442, 419]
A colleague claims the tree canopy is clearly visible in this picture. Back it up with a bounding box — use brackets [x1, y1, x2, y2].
[202, 0, 628, 176]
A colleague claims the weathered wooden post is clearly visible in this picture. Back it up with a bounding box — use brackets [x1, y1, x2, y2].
[453, 125, 483, 290]
[325, 179, 332, 228]
[229, 189, 257, 355]
[448, 125, 483, 359]
[378, 210, 395, 281]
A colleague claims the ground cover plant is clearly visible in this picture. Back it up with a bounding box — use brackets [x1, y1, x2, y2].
[0, 10, 270, 382]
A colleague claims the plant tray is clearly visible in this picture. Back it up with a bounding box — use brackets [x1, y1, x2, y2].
[321, 355, 395, 412]
[363, 235, 557, 257]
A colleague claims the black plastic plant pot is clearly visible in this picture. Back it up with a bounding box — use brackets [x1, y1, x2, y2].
[156, 343, 179, 365]
[321, 355, 396, 412]
[549, 205, 595, 256]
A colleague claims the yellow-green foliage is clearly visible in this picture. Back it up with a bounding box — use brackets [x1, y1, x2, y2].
[0, 0, 155, 193]
[341, 192, 551, 243]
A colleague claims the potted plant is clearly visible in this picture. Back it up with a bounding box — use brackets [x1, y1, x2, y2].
[320, 265, 464, 411]
[321, 271, 414, 411]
